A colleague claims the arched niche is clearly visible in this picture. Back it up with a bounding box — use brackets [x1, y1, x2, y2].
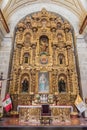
[58, 74, 67, 93]
[39, 35, 49, 53]
[58, 53, 65, 65]
[21, 74, 30, 93]
[23, 53, 30, 64]
[24, 32, 31, 46]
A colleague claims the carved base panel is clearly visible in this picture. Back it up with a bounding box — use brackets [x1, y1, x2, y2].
[18, 106, 41, 122]
[51, 106, 73, 122]
[18, 105, 72, 122]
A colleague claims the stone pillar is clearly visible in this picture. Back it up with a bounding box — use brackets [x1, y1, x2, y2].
[76, 35, 87, 117]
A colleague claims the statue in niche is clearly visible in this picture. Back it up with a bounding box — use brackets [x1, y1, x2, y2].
[58, 78, 66, 93]
[24, 53, 29, 63]
[22, 78, 29, 92]
[65, 31, 72, 42]
[15, 22, 25, 43]
[40, 36, 48, 53]
[59, 54, 64, 64]
[57, 34, 63, 42]
[15, 28, 24, 43]
[24, 33, 31, 45]
[24, 56, 28, 63]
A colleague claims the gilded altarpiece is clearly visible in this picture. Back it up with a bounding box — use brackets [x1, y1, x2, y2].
[9, 9, 79, 111]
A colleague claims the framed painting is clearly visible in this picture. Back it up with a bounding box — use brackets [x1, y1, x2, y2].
[38, 72, 49, 93]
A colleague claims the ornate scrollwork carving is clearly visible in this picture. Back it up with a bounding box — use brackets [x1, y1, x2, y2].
[9, 9, 79, 109]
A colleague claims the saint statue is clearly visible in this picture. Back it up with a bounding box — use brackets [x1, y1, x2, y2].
[58, 78, 66, 93]
[22, 78, 29, 92]
[59, 55, 63, 64]
[40, 36, 48, 53]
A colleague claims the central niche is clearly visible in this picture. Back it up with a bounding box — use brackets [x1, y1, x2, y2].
[9, 8, 79, 107]
[39, 35, 49, 54]
[38, 71, 49, 93]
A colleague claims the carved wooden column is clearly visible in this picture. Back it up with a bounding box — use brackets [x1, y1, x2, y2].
[31, 43, 37, 66]
[17, 45, 22, 65]
[14, 70, 19, 93]
[30, 69, 36, 93]
[52, 44, 57, 65]
[67, 68, 72, 94]
[51, 69, 58, 93]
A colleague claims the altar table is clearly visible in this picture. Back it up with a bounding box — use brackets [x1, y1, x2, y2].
[17, 105, 73, 122]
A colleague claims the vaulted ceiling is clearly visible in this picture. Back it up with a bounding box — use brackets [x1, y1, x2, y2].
[1, 0, 87, 21]
[0, 0, 87, 35]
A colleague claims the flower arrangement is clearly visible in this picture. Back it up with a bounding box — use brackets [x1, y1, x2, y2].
[35, 94, 40, 103]
[48, 94, 54, 104]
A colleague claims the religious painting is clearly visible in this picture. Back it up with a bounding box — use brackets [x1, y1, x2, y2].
[38, 72, 49, 93]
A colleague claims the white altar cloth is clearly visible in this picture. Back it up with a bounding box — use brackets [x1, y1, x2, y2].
[17, 105, 73, 112]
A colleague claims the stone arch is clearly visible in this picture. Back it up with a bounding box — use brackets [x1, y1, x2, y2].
[8, 3, 79, 36]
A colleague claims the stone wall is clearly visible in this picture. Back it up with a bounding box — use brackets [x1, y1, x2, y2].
[0, 36, 12, 107]
[76, 35, 87, 117]
[76, 35, 87, 98]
